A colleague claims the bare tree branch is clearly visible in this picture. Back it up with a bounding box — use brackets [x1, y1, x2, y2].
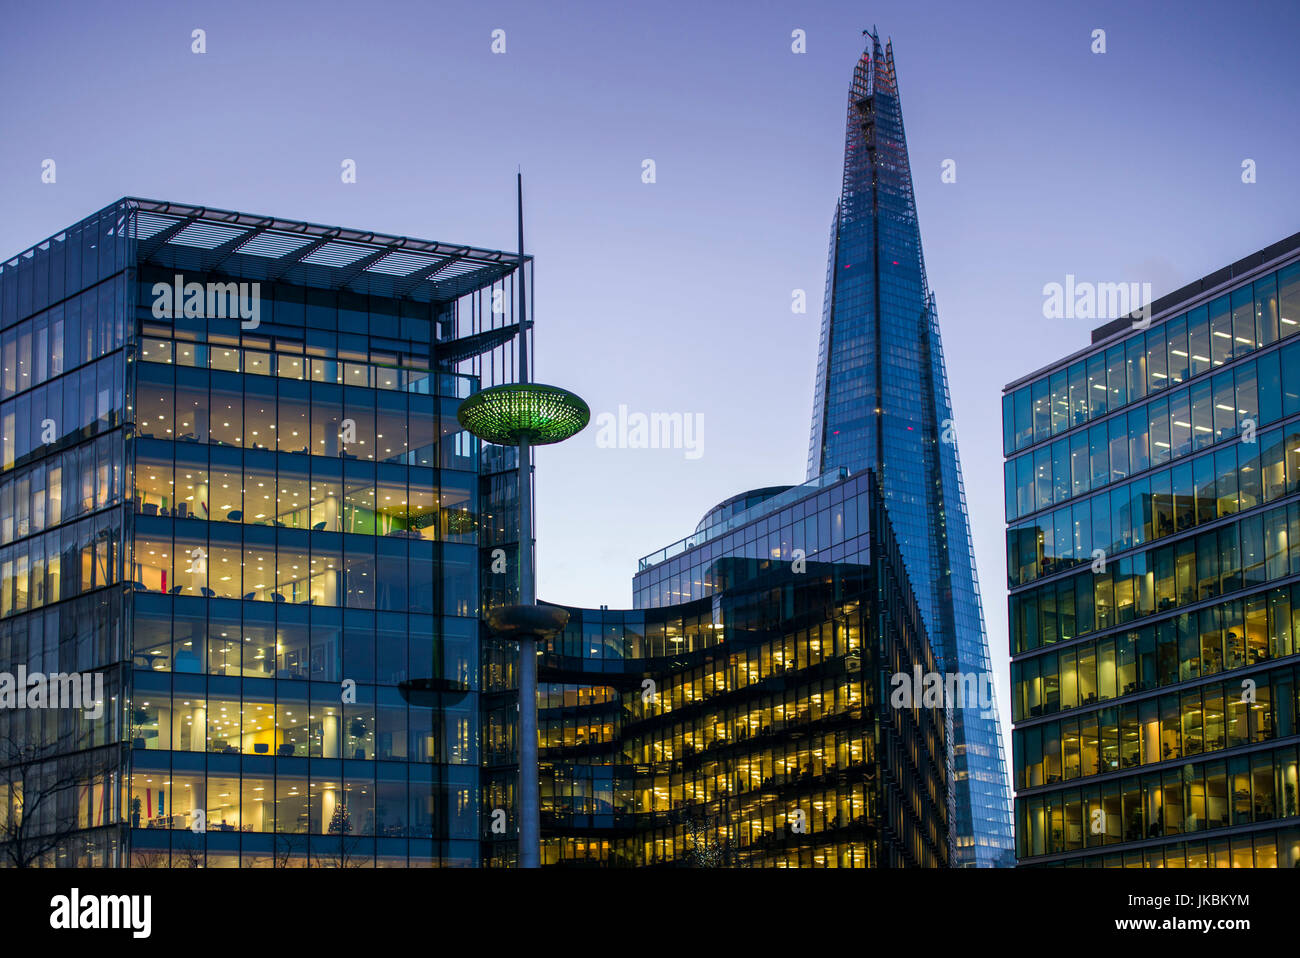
[0, 734, 94, 868]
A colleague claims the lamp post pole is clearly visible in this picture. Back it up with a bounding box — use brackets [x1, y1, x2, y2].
[515, 432, 539, 867]
[513, 172, 541, 869]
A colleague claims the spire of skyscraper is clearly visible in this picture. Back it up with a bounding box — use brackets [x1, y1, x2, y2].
[807, 34, 1015, 866]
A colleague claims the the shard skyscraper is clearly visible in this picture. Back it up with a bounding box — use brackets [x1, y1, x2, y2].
[807, 31, 1015, 866]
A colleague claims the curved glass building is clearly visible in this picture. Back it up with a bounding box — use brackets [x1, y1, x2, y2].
[535, 472, 950, 867]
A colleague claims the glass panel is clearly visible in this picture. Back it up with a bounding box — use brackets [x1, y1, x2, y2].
[1231, 286, 1257, 358]
[243, 379, 275, 451]
[1068, 363, 1088, 428]
[1125, 336, 1147, 403]
[1255, 273, 1279, 348]
[208, 376, 243, 447]
[1128, 406, 1149, 474]
[1089, 423, 1108, 489]
[1209, 295, 1232, 367]
[1212, 370, 1237, 442]
[1190, 379, 1213, 451]
[1014, 387, 1032, 449]
[1086, 353, 1107, 419]
[309, 460, 342, 533]
[1032, 378, 1051, 444]
[277, 458, 311, 529]
[1165, 315, 1189, 385]
[375, 393, 408, 465]
[1170, 387, 1191, 459]
[1279, 263, 1300, 338]
[1146, 326, 1167, 392]
[1186, 305, 1211, 378]
[1149, 396, 1170, 467]
[135, 363, 174, 440]
[1049, 370, 1069, 436]
[1236, 361, 1259, 434]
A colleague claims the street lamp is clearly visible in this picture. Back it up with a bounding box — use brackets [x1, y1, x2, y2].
[455, 174, 588, 868]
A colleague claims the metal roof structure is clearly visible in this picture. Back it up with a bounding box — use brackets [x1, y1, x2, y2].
[122, 197, 525, 304]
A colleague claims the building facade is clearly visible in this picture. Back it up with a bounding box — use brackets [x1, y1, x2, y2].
[805, 32, 1014, 866]
[534, 471, 950, 867]
[0, 198, 527, 867]
[1005, 232, 1300, 866]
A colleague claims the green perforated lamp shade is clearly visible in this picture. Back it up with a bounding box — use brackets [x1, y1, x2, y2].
[457, 383, 590, 447]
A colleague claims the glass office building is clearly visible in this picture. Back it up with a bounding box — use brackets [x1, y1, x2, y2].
[0, 198, 528, 867]
[1005, 231, 1300, 866]
[535, 471, 949, 867]
[805, 32, 1014, 866]
[0, 199, 950, 871]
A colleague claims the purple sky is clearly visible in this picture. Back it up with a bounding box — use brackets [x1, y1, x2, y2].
[3, 0, 1298, 745]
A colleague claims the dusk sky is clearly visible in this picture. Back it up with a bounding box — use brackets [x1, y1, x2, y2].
[3, 0, 1298, 743]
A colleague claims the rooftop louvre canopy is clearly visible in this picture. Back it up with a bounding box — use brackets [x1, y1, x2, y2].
[124, 198, 525, 304]
[1, 197, 527, 307]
